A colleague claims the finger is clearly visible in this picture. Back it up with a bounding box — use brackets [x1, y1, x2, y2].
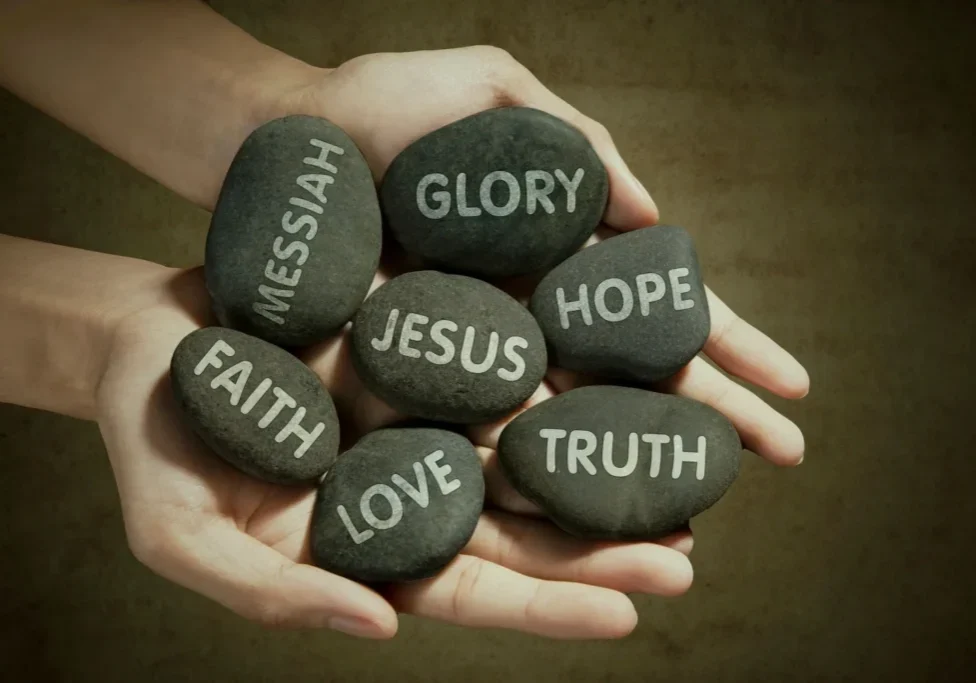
[144, 522, 397, 638]
[705, 288, 810, 399]
[658, 357, 805, 466]
[515, 80, 658, 231]
[468, 381, 555, 450]
[466, 512, 694, 596]
[387, 555, 637, 639]
[475, 445, 543, 516]
[654, 527, 695, 556]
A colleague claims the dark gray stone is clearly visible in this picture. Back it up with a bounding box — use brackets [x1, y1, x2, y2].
[310, 427, 484, 582]
[530, 225, 710, 383]
[206, 115, 381, 348]
[380, 107, 609, 278]
[497, 385, 740, 540]
[351, 271, 547, 423]
[170, 327, 339, 484]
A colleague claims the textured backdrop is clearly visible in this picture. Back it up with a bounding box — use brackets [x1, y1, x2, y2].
[1, 1, 974, 680]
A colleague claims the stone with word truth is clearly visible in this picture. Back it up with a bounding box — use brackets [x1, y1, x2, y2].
[206, 115, 381, 348]
[380, 106, 609, 278]
[498, 385, 740, 540]
[311, 427, 484, 582]
[171, 327, 339, 484]
[530, 225, 710, 383]
[351, 270, 547, 423]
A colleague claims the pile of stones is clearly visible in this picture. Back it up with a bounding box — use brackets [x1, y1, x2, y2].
[169, 109, 741, 584]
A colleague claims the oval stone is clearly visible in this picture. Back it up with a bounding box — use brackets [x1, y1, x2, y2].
[350, 271, 547, 423]
[497, 386, 740, 540]
[530, 225, 710, 383]
[170, 327, 339, 484]
[380, 107, 609, 278]
[310, 427, 484, 582]
[206, 115, 381, 348]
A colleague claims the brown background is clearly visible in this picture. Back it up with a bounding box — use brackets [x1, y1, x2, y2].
[1, 0, 975, 680]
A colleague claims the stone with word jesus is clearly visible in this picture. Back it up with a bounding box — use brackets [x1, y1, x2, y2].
[380, 107, 609, 278]
[530, 225, 710, 383]
[351, 271, 547, 423]
[206, 115, 381, 348]
[498, 385, 740, 540]
[171, 327, 340, 485]
[310, 427, 484, 582]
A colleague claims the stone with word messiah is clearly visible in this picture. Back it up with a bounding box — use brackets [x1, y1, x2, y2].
[310, 427, 484, 582]
[350, 271, 547, 423]
[498, 385, 740, 540]
[380, 107, 609, 278]
[206, 115, 381, 348]
[530, 225, 710, 383]
[170, 327, 340, 484]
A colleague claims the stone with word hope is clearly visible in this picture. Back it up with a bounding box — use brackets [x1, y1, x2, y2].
[310, 427, 484, 582]
[380, 107, 609, 278]
[351, 270, 547, 423]
[530, 225, 710, 383]
[498, 385, 740, 540]
[171, 327, 340, 485]
[206, 115, 381, 348]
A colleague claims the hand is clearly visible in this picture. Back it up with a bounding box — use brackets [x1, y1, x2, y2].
[97, 268, 694, 640]
[282, 46, 809, 464]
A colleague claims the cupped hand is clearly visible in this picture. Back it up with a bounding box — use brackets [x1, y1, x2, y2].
[96, 268, 694, 641]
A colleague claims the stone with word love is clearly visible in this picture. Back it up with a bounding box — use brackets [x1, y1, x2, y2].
[351, 270, 547, 423]
[206, 115, 381, 348]
[380, 107, 609, 278]
[498, 385, 740, 540]
[310, 427, 484, 582]
[530, 225, 710, 383]
[171, 327, 340, 485]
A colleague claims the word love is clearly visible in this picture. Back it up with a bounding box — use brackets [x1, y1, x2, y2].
[416, 168, 585, 219]
[194, 338, 325, 458]
[555, 269, 696, 330]
[253, 138, 345, 326]
[539, 429, 707, 480]
[370, 308, 530, 382]
[337, 450, 462, 545]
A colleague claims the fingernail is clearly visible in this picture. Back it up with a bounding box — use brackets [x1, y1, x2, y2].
[328, 616, 386, 639]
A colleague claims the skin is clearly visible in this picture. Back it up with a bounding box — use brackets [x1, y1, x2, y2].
[0, 1, 809, 640]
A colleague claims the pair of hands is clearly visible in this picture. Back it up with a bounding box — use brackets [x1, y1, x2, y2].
[95, 47, 808, 640]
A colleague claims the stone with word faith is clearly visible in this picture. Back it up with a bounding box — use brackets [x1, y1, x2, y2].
[205, 115, 381, 348]
[530, 225, 710, 383]
[498, 386, 740, 540]
[170, 327, 339, 484]
[310, 427, 484, 582]
[380, 107, 608, 278]
[350, 271, 547, 423]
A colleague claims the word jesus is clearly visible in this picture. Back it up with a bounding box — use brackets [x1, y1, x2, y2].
[253, 138, 345, 325]
[539, 429, 708, 480]
[194, 339, 325, 458]
[338, 450, 462, 544]
[416, 169, 585, 219]
[370, 308, 530, 381]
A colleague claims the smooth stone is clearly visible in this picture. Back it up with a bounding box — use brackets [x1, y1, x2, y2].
[170, 327, 339, 484]
[380, 106, 609, 278]
[497, 385, 740, 540]
[530, 225, 710, 383]
[350, 270, 547, 423]
[310, 427, 484, 582]
[206, 115, 381, 348]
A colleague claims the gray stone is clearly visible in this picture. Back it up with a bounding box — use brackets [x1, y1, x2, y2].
[351, 271, 547, 423]
[310, 427, 484, 582]
[497, 385, 740, 540]
[530, 225, 710, 383]
[206, 115, 381, 348]
[170, 327, 339, 484]
[380, 107, 608, 278]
